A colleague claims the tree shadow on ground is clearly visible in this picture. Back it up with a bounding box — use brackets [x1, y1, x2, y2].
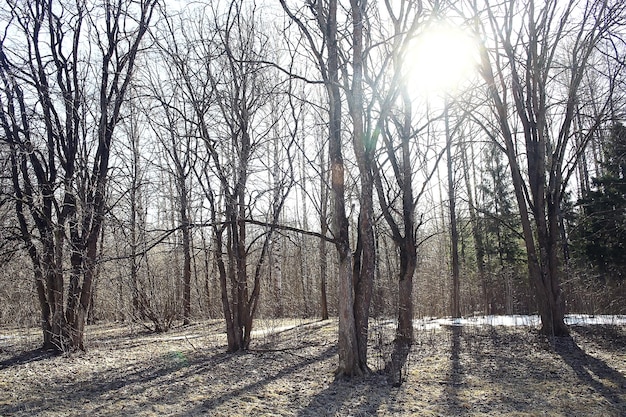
[0, 347, 60, 370]
[440, 325, 467, 416]
[295, 371, 392, 417]
[554, 334, 626, 415]
[570, 324, 626, 353]
[198, 345, 337, 411]
[1, 320, 338, 416]
[251, 319, 335, 351]
[440, 326, 570, 414]
[0, 350, 188, 416]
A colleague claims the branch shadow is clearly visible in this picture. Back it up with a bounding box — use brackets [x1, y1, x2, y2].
[554, 334, 626, 415]
[440, 326, 554, 414]
[569, 324, 626, 354]
[1, 320, 339, 416]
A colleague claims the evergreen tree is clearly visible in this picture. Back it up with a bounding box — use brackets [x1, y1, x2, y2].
[477, 144, 525, 313]
[573, 123, 626, 280]
[479, 144, 524, 269]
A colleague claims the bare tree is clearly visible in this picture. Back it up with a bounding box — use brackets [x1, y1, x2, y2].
[473, 0, 626, 335]
[154, 2, 297, 351]
[0, 0, 158, 350]
[144, 63, 196, 326]
[445, 102, 462, 319]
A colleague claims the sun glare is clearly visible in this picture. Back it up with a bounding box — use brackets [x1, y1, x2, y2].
[404, 23, 479, 97]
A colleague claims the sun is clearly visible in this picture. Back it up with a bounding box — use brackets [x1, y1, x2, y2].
[403, 22, 479, 97]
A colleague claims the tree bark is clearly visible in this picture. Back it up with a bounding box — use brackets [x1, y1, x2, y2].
[319, 143, 330, 321]
[446, 102, 461, 319]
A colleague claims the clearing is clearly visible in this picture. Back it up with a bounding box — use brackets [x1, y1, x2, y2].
[0, 317, 625, 416]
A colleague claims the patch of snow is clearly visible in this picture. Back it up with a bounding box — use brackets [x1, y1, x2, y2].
[411, 314, 626, 330]
[251, 324, 298, 336]
[565, 314, 626, 326]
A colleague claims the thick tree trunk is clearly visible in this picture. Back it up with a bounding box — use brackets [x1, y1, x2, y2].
[507, 124, 568, 337]
[320, 0, 362, 377]
[337, 249, 361, 376]
[348, 0, 375, 374]
[533, 201, 568, 336]
[397, 244, 416, 344]
[387, 244, 416, 386]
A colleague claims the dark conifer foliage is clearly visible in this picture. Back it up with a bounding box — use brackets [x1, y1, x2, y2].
[574, 123, 626, 280]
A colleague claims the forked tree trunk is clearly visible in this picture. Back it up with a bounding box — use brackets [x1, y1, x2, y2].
[348, 0, 376, 374]
[1, 0, 157, 352]
[386, 240, 416, 386]
[476, 0, 620, 336]
[327, 0, 362, 377]
[477, 28, 568, 336]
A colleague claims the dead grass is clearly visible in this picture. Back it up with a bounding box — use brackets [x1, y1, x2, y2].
[0, 319, 624, 416]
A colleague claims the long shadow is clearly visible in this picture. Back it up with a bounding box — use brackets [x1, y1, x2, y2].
[186, 344, 338, 415]
[0, 350, 187, 416]
[251, 319, 335, 351]
[439, 326, 550, 414]
[1, 320, 338, 416]
[554, 335, 626, 415]
[443, 325, 466, 416]
[0, 347, 60, 370]
[295, 371, 392, 417]
[570, 324, 626, 354]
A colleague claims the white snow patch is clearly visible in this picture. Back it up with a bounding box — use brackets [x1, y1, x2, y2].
[411, 314, 626, 330]
[251, 324, 299, 336]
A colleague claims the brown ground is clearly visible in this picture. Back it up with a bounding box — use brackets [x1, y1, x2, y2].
[0, 318, 625, 416]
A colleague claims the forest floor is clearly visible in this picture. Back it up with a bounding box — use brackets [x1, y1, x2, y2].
[0, 317, 625, 416]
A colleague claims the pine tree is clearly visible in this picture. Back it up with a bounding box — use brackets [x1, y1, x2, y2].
[574, 123, 626, 280]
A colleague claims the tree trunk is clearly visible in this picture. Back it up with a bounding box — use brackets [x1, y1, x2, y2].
[478, 34, 568, 336]
[326, 0, 362, 377]
[318, 139, 330, 320]
[319, 149, 330, 320]
[445, 102, 461, 319]
[386, 240, 416, 386]
[180, 189, 192, 325]
[349, 0, 376, 374]
[462, 140, 487, 315]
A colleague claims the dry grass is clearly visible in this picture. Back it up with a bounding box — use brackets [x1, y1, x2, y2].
[0, 318, 625, 416]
